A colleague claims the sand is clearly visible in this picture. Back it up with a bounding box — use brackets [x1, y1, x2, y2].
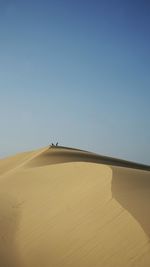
[0, 146, 150, 267]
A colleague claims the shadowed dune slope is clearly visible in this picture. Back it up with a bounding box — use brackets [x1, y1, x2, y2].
[27, 146, 150, 171]
[0, 147, 150, 267]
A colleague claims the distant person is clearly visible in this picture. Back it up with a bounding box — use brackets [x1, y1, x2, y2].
[56, 142, 58, 146]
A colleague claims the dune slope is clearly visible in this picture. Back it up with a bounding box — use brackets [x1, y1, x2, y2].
[0, 147, 150, 267]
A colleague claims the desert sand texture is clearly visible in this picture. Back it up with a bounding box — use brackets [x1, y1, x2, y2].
[0, 146, 150, 267]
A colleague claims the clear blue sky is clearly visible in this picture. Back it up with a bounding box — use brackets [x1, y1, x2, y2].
[0, 0, 150, 164]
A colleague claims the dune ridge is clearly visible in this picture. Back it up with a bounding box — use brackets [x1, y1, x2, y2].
[27, 146, 150, 171]
[0, 146, 150, 267]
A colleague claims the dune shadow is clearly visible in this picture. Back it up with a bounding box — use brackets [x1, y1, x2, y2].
[27, 149, 150, 171]
[27, 150, 110, 167]
[111, 166, 150, 238]
[0, 194, 21, 267]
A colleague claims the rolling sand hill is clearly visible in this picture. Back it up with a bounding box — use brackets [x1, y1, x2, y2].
[0, 146, 150, 267]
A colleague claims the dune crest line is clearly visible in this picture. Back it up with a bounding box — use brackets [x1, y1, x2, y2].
[27, 146, 150, 171]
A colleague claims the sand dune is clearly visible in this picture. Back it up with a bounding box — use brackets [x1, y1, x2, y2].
[0, 146, 150, 267]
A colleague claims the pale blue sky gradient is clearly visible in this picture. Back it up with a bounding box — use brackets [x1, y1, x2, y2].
[0, 0, 150, 164]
